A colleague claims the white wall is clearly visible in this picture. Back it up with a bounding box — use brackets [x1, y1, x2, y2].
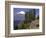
[0, 0, 46, 38]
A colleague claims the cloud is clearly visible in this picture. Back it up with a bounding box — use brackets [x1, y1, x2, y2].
[17, 11, 25, 14]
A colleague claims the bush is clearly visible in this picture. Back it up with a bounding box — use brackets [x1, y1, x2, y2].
[21, 21, 30, 29]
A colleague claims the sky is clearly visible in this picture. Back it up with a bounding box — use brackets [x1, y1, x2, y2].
[13, 8, 39, 21]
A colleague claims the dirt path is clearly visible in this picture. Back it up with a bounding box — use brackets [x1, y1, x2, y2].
[29, 19, 39, 29]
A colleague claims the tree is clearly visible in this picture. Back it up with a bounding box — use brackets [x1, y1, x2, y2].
[25, 9, 35, 22]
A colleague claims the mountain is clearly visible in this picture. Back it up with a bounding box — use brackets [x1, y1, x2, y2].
[14, 14, 25, 21]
